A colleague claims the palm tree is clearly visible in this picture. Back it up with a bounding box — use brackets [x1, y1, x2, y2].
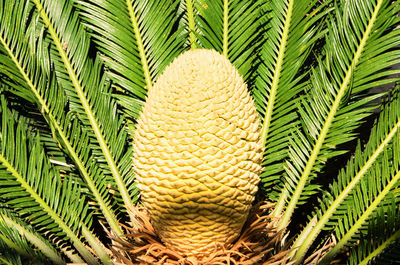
[0, 0, 400, 264]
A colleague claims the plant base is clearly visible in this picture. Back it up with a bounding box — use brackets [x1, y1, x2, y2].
[109, 202, 300, 265]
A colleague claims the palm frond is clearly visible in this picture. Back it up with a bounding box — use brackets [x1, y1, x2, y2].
[0, 240, 33, 265]
[34, 0, 138, 223]
[76, 0, 186, 120]
[29, 0, 136, 224]
[278, 0, 400, 229]
[369, 243, 400, 265]
[251, 0, 330, 205]
[347, 203, 400, 265]
[0, 0, 125, 236]
[193, 0, 263, 81]
[292, 89, 400, 263]
[0, 208, 64, 265]
[0, 98, 108, 264]
[0, 220, 46, 264]
[320, 135, 400, 263]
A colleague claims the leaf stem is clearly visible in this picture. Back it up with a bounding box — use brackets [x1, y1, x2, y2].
[260, 0, 293, 147]
[321, 169, 400, 264]
[359, 229, 400, 265]
[186, 0, 197, 49]
[223, 0, 229, 57]
[0, 232, 31, 259]
[0, 257, 13, 265]
[1, 214, 66, 265]
[272, 188, 288, 217]
[126, 0, 152, 90]
[81, 225, 113, 265]
[262, 0, 294, 220]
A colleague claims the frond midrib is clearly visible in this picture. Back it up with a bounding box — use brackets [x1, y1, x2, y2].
[359, 229, 400, 265]
[279, 0, 384, 231]
[0, 229, 30, 260]
[223, 0, 228, 57]
[322, 168, 400, 263]
[0, 257, 14, 265]
[260, 0, 294, 148]
[126, 0, 152, 90]
[186, 0, 197, 49]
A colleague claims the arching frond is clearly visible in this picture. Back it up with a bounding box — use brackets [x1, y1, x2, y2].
[347, 204, 400, 265]
[252, 0, 330, 205]
[27, 0, 136, 226]
[278, 0, 400, 229]
[0, 0, 126, 236]
[0, 208, 64, 265]
[292, 89, 400, 263]
[76, 0, 186, 120]
[0, 98, 108, 264]
[320, 136, 400, 263]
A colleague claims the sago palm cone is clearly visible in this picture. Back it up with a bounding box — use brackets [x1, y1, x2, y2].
[133, 49, 263, 258]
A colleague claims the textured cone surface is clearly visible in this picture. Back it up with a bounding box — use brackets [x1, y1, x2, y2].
[133, 49, 263, 257]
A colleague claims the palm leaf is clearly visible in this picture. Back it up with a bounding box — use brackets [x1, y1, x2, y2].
[0, 98, 109, 264]
[0, 241, 32, 265]
[251, 0, 330, 206]
[347, 203, 400, 265]
[28, 0, 136, 227]
[0, 0, 125, 236]
[320, 136, 400, 264]
[278, 0, 400, 229]
[76, 0, 186, 120]
[292, 89, 400, 263]
[0, 208, 64, 264]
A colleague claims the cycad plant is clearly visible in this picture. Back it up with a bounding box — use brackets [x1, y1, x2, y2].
[1, 0, 400, 264]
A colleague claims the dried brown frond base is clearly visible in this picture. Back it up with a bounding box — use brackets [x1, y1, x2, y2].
[109, 202, 295, 265]
[108, 203, 338, 265]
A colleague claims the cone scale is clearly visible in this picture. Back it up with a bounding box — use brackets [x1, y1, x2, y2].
[133, 49, 263, 257]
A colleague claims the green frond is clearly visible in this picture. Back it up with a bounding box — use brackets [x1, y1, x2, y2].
[0, 0, 124, 236]
[194, 0, 263, 80]
[76, 0, 186, 120]
[0, 99, 105, 264]
[1, 0, 400, 264]
[320, 135, 400, 264]
[292, 89, 400, 263]
[0, 208, 64, 265]
[175, 0, 198, 49]
[252, 0, 330, 205]
[368, 243, 400, 265]
[347, 203, 400, 265]
[29, 0, 136, 225]
[0, 252, 27, 265]
[278, 0, 400, 229]
[0, 240, 34, 265]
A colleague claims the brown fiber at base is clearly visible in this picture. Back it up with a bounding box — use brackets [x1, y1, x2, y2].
[110, 202, 296, 265]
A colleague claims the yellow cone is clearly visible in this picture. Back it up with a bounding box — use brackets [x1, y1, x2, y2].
[133, 49, 263, 257]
